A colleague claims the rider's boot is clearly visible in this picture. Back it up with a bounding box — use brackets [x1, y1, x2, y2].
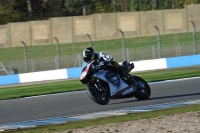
[119, 63, 135, 85]
[121, 73, 134, 85]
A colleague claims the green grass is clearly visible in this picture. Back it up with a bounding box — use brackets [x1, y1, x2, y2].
[0, 66, 200, 100]
[5, 104, 200, 133]
[1, 32, 200, 63]
[0, 80, 84, 100]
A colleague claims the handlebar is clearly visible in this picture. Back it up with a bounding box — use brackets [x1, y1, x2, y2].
[95, 61, 108, 70]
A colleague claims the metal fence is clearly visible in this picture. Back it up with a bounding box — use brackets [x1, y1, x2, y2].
[105, 41, 200, 62]
[0, 25, 200, 75]
[1, 42, 199, 75]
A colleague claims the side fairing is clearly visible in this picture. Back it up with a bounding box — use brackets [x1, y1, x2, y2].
[92, 70, 128, 96]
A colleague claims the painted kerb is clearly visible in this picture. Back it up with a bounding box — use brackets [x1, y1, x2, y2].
[0, 54, 200, 86]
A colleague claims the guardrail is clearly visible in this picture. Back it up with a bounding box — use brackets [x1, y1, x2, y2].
[0, 54, 200, 86]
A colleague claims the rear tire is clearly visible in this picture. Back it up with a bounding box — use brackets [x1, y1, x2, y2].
[133, 76, 151, 100]
[86, 80, 110, 105]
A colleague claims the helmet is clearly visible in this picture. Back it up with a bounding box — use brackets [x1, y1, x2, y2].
[82, 47, 95, 63]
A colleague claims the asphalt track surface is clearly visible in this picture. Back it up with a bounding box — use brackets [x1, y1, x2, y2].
[0, 77, 200, 125]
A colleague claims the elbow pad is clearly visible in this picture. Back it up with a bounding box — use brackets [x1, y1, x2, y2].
[99, 52, 113, 62]
[103, 54, 113, 62]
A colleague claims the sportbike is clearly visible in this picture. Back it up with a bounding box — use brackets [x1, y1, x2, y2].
[80, 60, 151, 105]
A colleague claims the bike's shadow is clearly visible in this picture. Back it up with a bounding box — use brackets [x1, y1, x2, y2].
[109, 92, 200, 105]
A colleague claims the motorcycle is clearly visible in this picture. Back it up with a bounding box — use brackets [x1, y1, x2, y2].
[80, 60, 151, 105]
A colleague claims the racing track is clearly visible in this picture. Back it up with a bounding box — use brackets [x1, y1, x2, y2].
[0, 77, 200, 125]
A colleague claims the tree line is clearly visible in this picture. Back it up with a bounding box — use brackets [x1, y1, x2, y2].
[0, 0, 199, 24]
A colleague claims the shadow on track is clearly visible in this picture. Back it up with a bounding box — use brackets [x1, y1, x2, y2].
[149, 92, 200, 100]
[109, 92, 200, 105]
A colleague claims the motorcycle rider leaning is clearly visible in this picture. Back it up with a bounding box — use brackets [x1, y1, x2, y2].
[82, 47, 134, 84]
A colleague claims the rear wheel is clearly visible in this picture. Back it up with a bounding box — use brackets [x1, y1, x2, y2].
[86, 78, 110, 105]
[133, 76, 151, 100]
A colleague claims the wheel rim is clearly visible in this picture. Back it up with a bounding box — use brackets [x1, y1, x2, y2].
[138, 81, 146, 94]
[92, 85, 108, 101]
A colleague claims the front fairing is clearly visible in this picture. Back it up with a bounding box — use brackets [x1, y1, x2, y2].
[92, 70, 128, 97]
[80, 61, 95, 84]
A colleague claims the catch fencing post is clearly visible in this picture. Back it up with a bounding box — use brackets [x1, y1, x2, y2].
[118, 29, 127, 61]
[126, 48, 129, 61]
[190, 21, 197, 54]
[21, 41, 28, 73]
[54, 37, 61, 69]
[86, 33, 92, 47]
[154, 26, 162, 58]
[152, 45, 155, 59]
[31, 59, 35, 72]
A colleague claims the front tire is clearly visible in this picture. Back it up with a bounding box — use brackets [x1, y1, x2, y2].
[133, 76, 151, 100]
[86, 81, 110, 105]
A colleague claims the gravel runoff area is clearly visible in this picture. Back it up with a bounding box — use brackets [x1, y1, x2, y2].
[56, 111, 200, 133]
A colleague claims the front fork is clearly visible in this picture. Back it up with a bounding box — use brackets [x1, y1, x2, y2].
[94, 78, 107, 92]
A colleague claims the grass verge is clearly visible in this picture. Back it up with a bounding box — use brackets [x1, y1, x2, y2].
[0, 66, 200, 100]
[4, 104, 200, 133]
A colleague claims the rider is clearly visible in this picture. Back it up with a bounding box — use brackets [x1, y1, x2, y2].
[82, 47, 134, 83]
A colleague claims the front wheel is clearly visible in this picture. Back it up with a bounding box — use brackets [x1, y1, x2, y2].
[132, 76, 151, 100]
[86, 79, 110, 105]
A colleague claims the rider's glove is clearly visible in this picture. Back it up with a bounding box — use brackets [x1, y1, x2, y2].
[99, 61, 104, 66]
[95, 61, 105, 69]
